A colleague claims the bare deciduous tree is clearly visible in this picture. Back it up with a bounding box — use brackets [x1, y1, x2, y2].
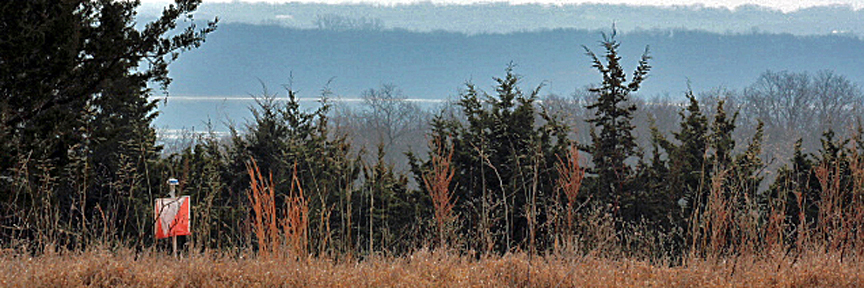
[812, 70, 863, 133]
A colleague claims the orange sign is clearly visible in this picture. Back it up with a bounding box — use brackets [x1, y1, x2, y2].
[155, 196, 191, 239]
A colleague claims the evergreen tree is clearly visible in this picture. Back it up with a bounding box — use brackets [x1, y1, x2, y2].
[768, 139, 818, 245]
[709, 100, 738, 170]
[410, 65, 568, 254]
[0, 0, 215, 246]
[159, 131, 246, 249]
[650, 91, 710, 224]
[354, 145, 425, 254]
[678, 97, 738, 228]
[768, 130, 861, 246]
[228, 86, 361, 255]
[581, 30, 651, 221]
[732, 120, 765, 199]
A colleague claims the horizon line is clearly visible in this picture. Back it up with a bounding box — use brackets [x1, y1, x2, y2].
[139, 0, 864, 13]
[149, 95, 449, 103]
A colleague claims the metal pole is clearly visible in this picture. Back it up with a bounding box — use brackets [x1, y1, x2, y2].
[168, 178, 179, 258]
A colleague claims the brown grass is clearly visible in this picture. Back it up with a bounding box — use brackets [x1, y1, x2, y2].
[556, 143, 586, 240]
[246, 158, 309, 260]
[283, 163, 309, 258]
[6, 153, 864, 287]
[9, 138, 863, 287]
[691, 170, 733, 259]
[246, 157, 280, 258]
[2, 247, 862, 287]
[422, 135, 457, 247]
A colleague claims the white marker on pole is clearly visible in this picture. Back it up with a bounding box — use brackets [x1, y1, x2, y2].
[168, 178, 179, 198]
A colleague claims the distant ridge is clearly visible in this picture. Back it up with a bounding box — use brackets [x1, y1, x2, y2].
[149, 4, 864, 132]
[139, 2, 864, 36]
[166, 24, 864, 100]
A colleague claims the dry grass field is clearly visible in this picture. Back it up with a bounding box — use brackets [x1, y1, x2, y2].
[2, 247, 861, 287]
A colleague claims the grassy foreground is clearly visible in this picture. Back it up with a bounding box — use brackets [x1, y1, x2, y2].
[2, 248, 861, 287]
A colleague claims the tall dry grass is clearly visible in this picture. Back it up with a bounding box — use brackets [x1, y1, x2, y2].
[246, 157, 309, 260]
[690, 170, 733, 259]
[811, 151, 864, 258]
[422, 136, 457, 247]
[283, 163, 309, 258]
[7, 136, 864, 287]
[555, 143, 586, 247]
[683, 148, 864, 264]
[246, 158, 280, 258]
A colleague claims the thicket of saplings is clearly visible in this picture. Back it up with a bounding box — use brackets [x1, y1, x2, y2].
[3, 39, 864, 268]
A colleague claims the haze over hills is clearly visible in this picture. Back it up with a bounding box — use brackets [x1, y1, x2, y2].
[164, 24, 864, 98]
[146, 2, 864, 132]
[139, 2, 864, 36]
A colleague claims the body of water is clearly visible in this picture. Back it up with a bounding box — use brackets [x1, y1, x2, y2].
[151, 95, 446, 140]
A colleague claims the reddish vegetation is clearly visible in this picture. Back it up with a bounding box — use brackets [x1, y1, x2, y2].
[423, 136, 457, 247]
[247, 158, 309, 260]
[556, 143, 586, 234]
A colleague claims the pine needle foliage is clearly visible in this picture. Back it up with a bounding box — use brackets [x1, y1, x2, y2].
[581, 28, 651, 222]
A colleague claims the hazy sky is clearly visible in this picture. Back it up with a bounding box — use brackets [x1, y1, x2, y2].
[141, 0, 863, 12]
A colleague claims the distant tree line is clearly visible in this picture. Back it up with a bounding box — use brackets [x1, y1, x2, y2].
[2, 1, 864, 260]
[314, 13, 384, 31]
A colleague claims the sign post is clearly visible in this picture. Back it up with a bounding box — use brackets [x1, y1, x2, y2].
[155, 178, 190, 258]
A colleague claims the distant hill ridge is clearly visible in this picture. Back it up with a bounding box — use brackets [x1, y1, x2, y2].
[166, 23, 864, 101]
[139, 2, 864, 36]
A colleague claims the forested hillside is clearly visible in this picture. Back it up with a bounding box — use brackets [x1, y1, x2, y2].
[166, 23, 864, 101]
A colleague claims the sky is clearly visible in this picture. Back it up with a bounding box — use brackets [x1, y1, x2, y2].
[141, 0, 864, 12]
